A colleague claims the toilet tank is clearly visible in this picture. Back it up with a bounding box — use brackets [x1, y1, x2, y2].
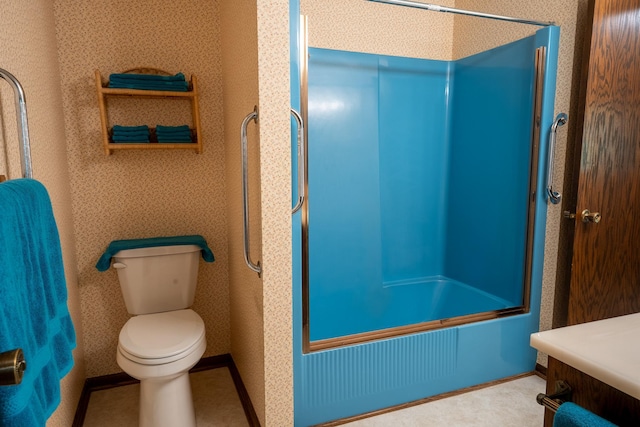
[113, 244, 201, 315]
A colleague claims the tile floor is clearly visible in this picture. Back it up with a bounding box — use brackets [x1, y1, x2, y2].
[83, 369, 545, 426]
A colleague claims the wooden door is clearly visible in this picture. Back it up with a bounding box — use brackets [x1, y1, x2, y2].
[567, 0, 640, 325]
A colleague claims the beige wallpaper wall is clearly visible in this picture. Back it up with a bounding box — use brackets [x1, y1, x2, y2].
[221, 1, 293, 423]
[219, 0, 267, 424]
[0, 1, 85, 425]
[53, 0, 230, 377]
[255, 1, 294, 424]
[301, 0, 456, 60]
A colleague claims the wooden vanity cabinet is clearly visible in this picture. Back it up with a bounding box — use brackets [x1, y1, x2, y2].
[544, 358, 640, 427]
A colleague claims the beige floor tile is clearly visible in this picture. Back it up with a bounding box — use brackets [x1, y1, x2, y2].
[342, 375, 546, 427]
[83, 367, 248, 427]
[84, 369, 544, 427]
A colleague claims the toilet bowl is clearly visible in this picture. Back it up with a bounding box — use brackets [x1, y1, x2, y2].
[108, 242, 211, 427]
[117, 309, 206, 427]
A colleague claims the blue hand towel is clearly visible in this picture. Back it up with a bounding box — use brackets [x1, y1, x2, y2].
[553, 403, 618, 427]
[0, 179, 76, 426]
[95, 235, 215, 272]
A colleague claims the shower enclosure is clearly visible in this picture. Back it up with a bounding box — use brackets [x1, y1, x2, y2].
[292, 2, 560, 425]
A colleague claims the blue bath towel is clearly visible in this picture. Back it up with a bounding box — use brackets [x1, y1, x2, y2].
[554, 403, 618, 427]
[0, 179, 76, 426]
[95, 235, 215, 272]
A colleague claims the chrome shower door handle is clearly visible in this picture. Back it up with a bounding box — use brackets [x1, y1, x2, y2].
[241, 107, 262, 277]
[546, 113, 567, 204]
[291, 108, 306, 214]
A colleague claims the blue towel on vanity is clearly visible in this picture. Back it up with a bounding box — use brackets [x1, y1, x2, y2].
[95, 235, 215, 272]
[553, 403, 618, 427]
[0, 179, 76, 426]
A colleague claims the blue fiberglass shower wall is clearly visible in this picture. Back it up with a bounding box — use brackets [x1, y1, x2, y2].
[291, 3, 560, 426]
[306, 40, 537, 341]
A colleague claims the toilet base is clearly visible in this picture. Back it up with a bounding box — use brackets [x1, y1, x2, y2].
[140, 372, 196, 427]
[117, 334, 206, 427]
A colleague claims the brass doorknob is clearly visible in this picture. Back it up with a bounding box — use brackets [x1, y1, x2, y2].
[581, 209, 601, 223]
[0, 348, 26, 386]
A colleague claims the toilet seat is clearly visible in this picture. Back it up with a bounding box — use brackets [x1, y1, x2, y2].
[118, 309, 205, 365]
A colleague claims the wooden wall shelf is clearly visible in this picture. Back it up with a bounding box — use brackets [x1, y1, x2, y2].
[95, 70, 203, 155]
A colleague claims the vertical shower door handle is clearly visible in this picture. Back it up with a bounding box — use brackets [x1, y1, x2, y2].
[291, 108, 306, 214]
[241, 107, 261, 277]
[546, 113, 567, 204]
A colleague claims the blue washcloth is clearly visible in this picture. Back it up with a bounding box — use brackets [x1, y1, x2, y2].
[0, 179, 76, 426]
[553, 403, 618, 427]
[95, 235, 215, 272]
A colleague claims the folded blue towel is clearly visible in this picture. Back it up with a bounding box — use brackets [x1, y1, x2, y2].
[112, 137, 150, 143]
[554, 403, 618, 427]
[112, 125, 150, 142]
[95, 235, 215, 272]
[113, 125, 149, 133]
[109, 72, 186, 82]
[108, 82, 189, 92]
[156, 124, 191, 133]
[156, 125, 192, 142]
[158, 138, 192, 143]
[0, 179, 76, 426]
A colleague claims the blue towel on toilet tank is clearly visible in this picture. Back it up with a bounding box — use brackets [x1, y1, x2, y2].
[95, 235, 215, 272]
[0, 179, 76, 426]
[553, 403, 618, 427]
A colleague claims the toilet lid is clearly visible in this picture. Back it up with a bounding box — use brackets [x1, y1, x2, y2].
[119, 309, 205, 360]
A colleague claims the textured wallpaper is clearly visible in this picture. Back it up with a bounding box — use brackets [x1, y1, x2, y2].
[53, 0, 230, 377]
[256, 1, 294, 424]
[302, 0, 456, 60]
[220, 0, 267, 424]
[0, 1, 85, 426]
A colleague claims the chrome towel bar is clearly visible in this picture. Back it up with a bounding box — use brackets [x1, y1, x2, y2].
[240, 107, 261, 277]
[291, 108, 305, 214]
[0, 68, 33, 179]
[546, 113, 567, 205]
[537, 380, 572, 413]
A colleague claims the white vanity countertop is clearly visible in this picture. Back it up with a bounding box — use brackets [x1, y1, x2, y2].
[531, 313, 640, 400]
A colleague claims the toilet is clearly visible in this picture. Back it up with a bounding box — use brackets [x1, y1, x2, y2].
[112, 244, 206, 427]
